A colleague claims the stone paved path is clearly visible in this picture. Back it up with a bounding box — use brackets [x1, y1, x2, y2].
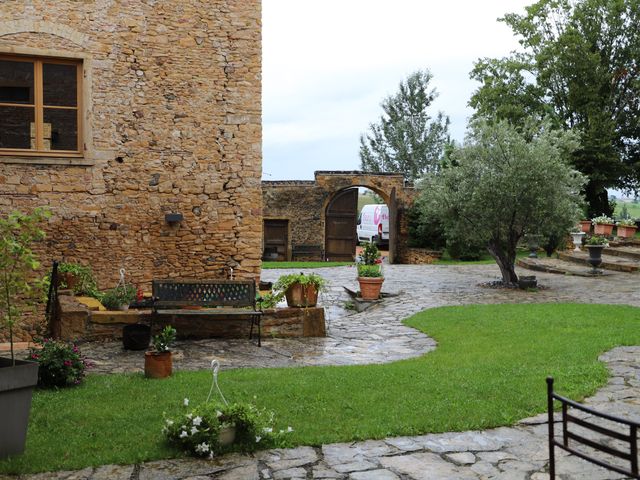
[84, 264, 640, 374]
[9, 264, 640, 479]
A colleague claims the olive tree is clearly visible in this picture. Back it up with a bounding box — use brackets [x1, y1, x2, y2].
[419, 119, 585, 284]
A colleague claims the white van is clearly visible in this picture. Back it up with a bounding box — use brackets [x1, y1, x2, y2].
[357, 204, 389, 246]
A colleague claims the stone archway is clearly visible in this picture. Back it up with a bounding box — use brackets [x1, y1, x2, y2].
[262, 171, 415, 264]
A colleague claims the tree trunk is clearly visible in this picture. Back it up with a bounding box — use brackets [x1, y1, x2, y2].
[487, 242, 518, 285]
[585, 180, 613, 218]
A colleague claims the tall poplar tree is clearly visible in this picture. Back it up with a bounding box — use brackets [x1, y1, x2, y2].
[359, 70, 450, 182]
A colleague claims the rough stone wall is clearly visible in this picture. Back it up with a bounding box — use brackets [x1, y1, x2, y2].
[262, 171, 416, 262]
[0, 2, 262, 285]
[0, 2, 262, 341]
[262, 181, 324, 256]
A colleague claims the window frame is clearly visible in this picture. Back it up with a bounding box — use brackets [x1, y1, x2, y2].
[0, 54, 83, 158]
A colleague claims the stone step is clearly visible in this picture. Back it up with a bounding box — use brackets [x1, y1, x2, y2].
[557, 250, 640, 273]
[604, 246, 640, 261]
[517, 257, 615, 277]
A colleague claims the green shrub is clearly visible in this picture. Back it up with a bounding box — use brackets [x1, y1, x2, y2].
[28, 339, 88, 388]
[101, 284, 136, 310]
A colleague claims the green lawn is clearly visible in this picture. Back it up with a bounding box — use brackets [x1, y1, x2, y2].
[614, 200, 640, 219]
[262, 261, 353, 269]
[2, 303, 639, 474]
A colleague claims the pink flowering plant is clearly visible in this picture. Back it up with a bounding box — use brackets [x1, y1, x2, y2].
[163, 400, 292, 458]
[28, 338, 90, 388]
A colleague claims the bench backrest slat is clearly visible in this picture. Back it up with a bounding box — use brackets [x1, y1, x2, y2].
[152, 279, 256, 308]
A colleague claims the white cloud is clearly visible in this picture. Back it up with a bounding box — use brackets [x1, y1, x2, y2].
[263, 0, 532, 180]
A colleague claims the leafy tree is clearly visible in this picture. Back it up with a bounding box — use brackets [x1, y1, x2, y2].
[419, 119, 585, 284]
[360, 70, 450, 181]
[469, 0, 640, 217]
[0, 208, 49, 364]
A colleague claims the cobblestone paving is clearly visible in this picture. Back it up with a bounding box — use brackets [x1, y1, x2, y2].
[11, 265, 640, 479]
[84, 264, 640, 374]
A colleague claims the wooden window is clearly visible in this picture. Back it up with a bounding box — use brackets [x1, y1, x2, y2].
[0, 55, 82, 157]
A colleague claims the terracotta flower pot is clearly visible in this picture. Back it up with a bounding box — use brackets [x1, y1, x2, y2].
[144, 351, 172, 379]
[617, 225, 637, 238]
[593, 223, 614, 236]
[285, 283, 318, 307]
[358, 277, 384, 301]
[579, 220, 592, 233]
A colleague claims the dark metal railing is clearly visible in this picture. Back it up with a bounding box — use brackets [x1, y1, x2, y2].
[547, 376, 640, 478]
[44, 260, 60, 338]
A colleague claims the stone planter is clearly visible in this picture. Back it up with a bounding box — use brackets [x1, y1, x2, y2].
[285, 284, 318, 308]
[0, 358, 39, 458]
[570, 232, 585, 251]
[586, 245, 605, 273]
[358, 277, 384, 301]
[593, 223, 614, 236]
[617, 225, 637, 239]
[579, 220, 592, 233]
[144, 351, 172, 379]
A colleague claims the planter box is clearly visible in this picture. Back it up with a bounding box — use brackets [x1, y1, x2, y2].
[593, 223, 614, 236]
[617, 225, 637, 238]
[0, 358, 39, 458]
[579, 220, 592, 233]
[285, 284, 318, 307]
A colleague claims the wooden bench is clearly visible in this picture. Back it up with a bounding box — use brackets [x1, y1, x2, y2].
[547, 376, 640, 478]
[291, 244, 324, 261]
[151, 279, 263, 346]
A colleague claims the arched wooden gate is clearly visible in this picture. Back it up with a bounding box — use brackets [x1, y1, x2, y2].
[324, 188, 358, 261]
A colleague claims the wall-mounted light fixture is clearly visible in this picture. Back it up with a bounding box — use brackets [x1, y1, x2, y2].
[165, 213, 183, 224]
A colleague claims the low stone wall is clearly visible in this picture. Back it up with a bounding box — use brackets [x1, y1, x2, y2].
[399, 248, 443, 264]
[58, 295, 326, 342]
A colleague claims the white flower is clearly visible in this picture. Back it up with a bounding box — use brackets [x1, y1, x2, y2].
[165, 419, 174, 426]
[192, 416, 203, 426]
[183, 398, 189, 406]
[191, 426, 199, 435]
[287, 426, 294, 433]
[195, 442, 210, 453]
[186, 413, 193, 420]
[179, 431, 188, 438]
[263, 427, 273, 433]
[216, 410, 223, 418]
[255, 436, 262, 443]
[208, 451, 215, 460]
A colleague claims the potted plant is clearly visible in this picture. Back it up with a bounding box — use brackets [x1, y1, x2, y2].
[591, 215, 615, 236]
[357, 242, 384, 301]
[578, 220, 592, 233]
[0, 208, 49, 458]
[145, 325, 177, 379]
[272, 273, 326, 308]
[616, 218, 638, 239]
[585, 235, 608, 273]
[101, 284, 137, 311]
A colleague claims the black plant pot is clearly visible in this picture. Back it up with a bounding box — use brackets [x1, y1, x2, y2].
[586, 245, 605, 272]
[0, 358, 38, 458]
[518, 276, 538, 289]
[122, 323, 151, 350]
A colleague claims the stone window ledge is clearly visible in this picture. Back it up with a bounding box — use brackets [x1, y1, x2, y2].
[0, 155, 95, 166]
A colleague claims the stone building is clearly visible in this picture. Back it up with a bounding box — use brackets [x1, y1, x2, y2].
[0, 2, 263, 293]
[262, 171, 419, 264]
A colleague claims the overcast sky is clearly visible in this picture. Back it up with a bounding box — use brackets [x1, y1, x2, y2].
[262, 0, 533, 180]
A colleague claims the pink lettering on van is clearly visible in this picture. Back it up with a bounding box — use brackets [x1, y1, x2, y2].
[373, 206, 381, 225]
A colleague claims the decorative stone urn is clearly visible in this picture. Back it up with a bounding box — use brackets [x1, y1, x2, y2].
[570, 232, 585, 252]
[585, 245, 605, 274]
